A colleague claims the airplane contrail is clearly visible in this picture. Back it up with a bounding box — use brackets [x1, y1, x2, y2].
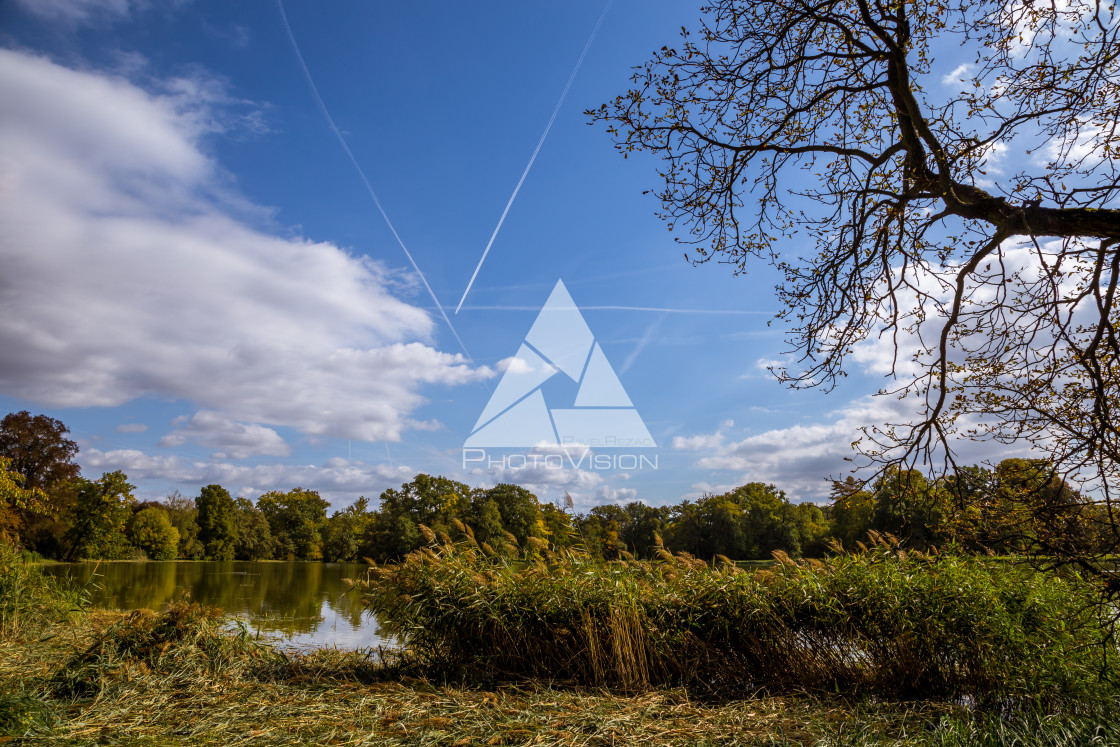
[454, 0, 615, 314]
[277, 0, 473, 362]
[452, 305, 774, 315]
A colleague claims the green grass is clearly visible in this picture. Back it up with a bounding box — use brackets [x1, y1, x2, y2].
[0, 541, 89, 639]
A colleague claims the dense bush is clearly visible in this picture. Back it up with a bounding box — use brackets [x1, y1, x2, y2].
[357, 530, 1118, 706]
[127, 507, 179, 560]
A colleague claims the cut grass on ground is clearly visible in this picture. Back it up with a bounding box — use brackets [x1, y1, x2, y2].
[2, 609, 1119, 746]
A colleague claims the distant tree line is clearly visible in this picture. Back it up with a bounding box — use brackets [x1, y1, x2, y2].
[2, 411, 1113, 563]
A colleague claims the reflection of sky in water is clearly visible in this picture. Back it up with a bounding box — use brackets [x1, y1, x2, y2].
[235, 600, 395, 651]
[43, 561, 392, 650]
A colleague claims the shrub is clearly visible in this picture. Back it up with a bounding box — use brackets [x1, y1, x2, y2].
[127, 507, 179, 561]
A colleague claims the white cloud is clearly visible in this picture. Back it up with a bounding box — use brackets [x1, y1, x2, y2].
[691, 395, 916, 501]
[941, 63, 974, 86]
[13, 0, 136, 24]
[679, 479, 743, 501]
[587, 484, 638, 505]
[672, 418, 733, 451]
[688, 389, 1037, 502]
[0, 50, 492, 442]
[742, 358, 781, 380]
[11, 0, 190, 27]
[672, 432, 725, 450]
[1041, 119, 1109, 169]
[529, 442, 592, 459]
[158, 411, 291, 459]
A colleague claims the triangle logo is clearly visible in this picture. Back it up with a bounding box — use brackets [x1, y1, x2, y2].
[465, 280, 656, 449]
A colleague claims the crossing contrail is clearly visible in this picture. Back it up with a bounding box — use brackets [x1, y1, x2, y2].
[454, 0, 615, 314]
[277, 0, 473, 362]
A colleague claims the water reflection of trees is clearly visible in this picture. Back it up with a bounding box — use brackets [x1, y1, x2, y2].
[43, 561, 371, 639]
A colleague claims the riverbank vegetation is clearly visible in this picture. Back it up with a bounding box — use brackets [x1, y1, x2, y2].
[5, 412, 1116, 581]
[2, 543, 1119, 744]
[359, 529, 1117, 706]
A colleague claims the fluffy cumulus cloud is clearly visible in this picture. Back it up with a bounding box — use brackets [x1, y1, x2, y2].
[586, 484, 638, 505]
[0, 50, 491, 442]
[158, 411, 291, 459]
[671, 396, 917, 502]
[680, 389, 1033, 503]
[83, 447, 414, 506]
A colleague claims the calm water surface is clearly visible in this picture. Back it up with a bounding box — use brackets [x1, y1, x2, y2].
[42, 561, 389, 650]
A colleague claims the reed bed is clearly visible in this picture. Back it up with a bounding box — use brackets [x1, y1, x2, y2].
[4, 542, 1120, 744]
[356, 530, 1119, 706]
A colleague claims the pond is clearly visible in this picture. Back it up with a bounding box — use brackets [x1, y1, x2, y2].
[41, 560, 389, 651]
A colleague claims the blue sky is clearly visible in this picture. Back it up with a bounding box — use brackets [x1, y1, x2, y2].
[0, 0, 993, 510]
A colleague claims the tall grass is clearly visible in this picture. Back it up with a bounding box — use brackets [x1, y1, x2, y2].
[0, 542, 86, 639]
[356, 530, 1118, 706]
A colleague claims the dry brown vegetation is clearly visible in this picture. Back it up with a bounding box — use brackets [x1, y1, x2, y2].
[1, 607, 970, 745]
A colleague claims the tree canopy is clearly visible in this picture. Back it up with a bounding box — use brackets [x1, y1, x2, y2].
[592, 0, 1120, 582]
[0, 411, 79, 492]
[197, 484, 238, 561]
[64, 471, 135, 561]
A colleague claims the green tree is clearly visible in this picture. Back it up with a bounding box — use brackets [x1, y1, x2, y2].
[363, 475, 474, 560]
[197, 484, 238, 561]
[64, 471, 135, 560]
[616, 501, 669, 558]
[363, 512, 420, 563]
[731, 483, 798, 558]
[257, 487, 329, 560]
[233, 497, 273, 560]
[869, 468, 949, 550]
[577, 506, 625, 560]
[0, 411, 80, 492]
[0, 456, 47, 544]
[379, 475, 473, 536]
[127, 507, 180, 560]
[662, 500, 704, 557]
[162, 492, 204, 559]
[476, 483, 544, 548]
[790, 502, 831, 558]
[322, 497, 371, 562]
[468, 498, 505, 548]
[1, 412, 81, 556]
[662, 483, 823, 560]
[701, 494, 746, 559]
[984, 458, 1099, 557]
[828, 477, 876, 551]
[539, 502, 575, 550]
